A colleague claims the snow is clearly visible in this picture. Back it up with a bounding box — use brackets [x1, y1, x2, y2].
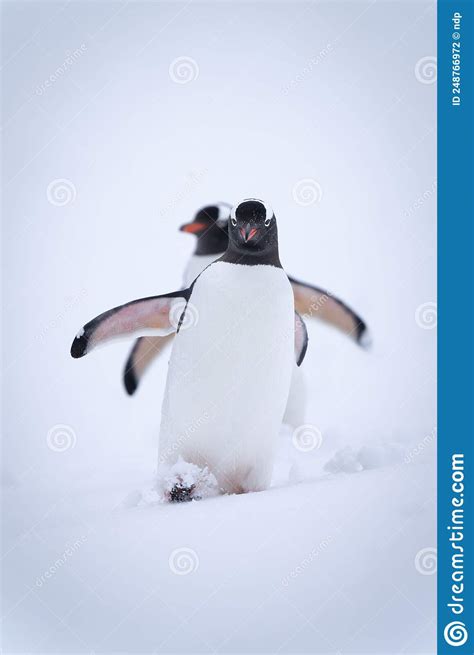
[2, 432, 436, 653]
[159, 458, 219, 502]
[323, 441, 405, 474]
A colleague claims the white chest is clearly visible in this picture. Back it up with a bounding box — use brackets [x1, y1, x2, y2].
[182, 253, 222, 288]
[159, 261, 294, 492]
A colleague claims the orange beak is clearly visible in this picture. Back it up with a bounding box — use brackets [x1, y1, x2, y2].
[180, 221, 207, 234]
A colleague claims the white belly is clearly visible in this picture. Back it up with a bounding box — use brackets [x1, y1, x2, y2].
[182, 253, 222, 287]
[283, 364, 307, 428]
[159, 261, 294, 493]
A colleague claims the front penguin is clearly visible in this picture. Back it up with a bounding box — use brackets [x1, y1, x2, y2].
[70, 198, 308, 501]
[157, 199, 304, 498]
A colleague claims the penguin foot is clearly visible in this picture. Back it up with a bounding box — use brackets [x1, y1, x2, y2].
[159, 457, 219, 503]
[168, 482, 196, 503]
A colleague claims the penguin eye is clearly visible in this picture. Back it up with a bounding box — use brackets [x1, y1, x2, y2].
[231, 217, 237, 227]
[264, 216, 272, 227]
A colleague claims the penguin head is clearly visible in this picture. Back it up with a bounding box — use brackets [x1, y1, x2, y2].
[180, 204, 230, 255]
[228, 199, 277, 253]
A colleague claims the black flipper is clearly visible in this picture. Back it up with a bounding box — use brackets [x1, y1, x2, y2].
[123, 334, 174, 395]
[294, 311, 309, 366]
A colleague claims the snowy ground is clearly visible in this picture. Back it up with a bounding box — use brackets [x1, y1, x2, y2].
[2, 428, 436, 653]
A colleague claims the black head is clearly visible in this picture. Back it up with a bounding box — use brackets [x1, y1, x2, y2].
[179, 204, 230, 256]
[223, 198, 281, 266]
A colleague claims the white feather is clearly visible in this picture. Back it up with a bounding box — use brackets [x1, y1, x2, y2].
[158, 261, 294, 493]
[182, 252, 308, 428]
[182, 253, 222, 288]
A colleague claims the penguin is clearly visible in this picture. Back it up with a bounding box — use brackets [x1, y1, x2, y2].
[123, 203, 370, 412]
[180, 203, 231, 286]
[71, 199, 308, 499]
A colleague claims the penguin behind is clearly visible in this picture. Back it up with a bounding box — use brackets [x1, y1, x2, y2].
[71, 199, 308, 501]
[179, 203, 230, 285]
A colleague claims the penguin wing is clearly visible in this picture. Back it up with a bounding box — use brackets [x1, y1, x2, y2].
[289, 276, 369, 347]
[70, 290, 189, 359]
[294, 312, 309, 366]
[123, 335, 174, 395]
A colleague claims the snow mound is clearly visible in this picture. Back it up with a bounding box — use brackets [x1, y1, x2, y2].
[323, 446, 364, 473]
[324, 442, 405, 474]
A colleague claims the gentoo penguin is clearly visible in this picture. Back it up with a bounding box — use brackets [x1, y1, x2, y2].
[180, 203, 231, 286]
[123, 203, 370, 410]
[71, 199, 308, 499]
